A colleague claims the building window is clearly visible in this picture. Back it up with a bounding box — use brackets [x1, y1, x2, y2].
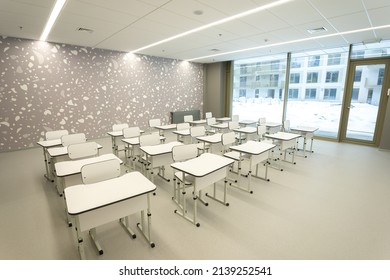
[290, 73, 300, 83]
[239, 89, 246, 97]
[240, 64, 248, 74]
[352, 88, 359, 100]
[255, 89, 260, 98]
[256, 75, 260, 81]
[378, 68, 385, 85]
[325, 71, 339, 83]
[270, 74, 279, 87]
[305, 88, 317, 99]
[367, 89, 373, 104]
[324, 88, 337, 100]
[308, 55, 320, 67]
[327, 53, 341, 65]
[271, 60, 279, 70]
[354, 70, 362, 82]
[288, 89, 299, 99]
[307, 72, 318, 83]
[291, 57, 301, 68]
[240, 76, 247, 87]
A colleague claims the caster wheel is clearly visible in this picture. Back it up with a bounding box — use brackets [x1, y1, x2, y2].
[68, 223, 72, 227]
[132, 234, 136, 239]
[250, 191, 253, 194]
[267, 179, 270, 182]
[196, 223, 200, 227]
[205, 203, 209, 207]
[151, 243, 155, 248]
[226, 203, 230, 206]
[174, 210, 177, 213]
[99, 250, 104, 255]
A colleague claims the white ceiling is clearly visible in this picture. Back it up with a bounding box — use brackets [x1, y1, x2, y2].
[1, 0, 390, 63]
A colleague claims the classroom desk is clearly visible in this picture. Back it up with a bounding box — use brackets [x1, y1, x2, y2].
[195, 133, 223, 153]
[239, 120, 257, 127]
[264, 132, 301, 169]
[107, 129, 144, 155]
[265, 122, 282, 134]
[65, 171, 156, 259]
[216, 117, 231, 123]
[233, 126, 257, 143]
[140, 141, 184, 183]
[154, 124, 177, 136]
[37, 139, 62, 182]
[55, 154, 123, 196]
[172, 129, 190, 143]
[210, 122, 228, 132]
[121, 136, 165, 169]
[170, 153, 234, 227]
[290, 126, 318, 157]
[228, 141, 276, 193]
[188, 119, 207, 126]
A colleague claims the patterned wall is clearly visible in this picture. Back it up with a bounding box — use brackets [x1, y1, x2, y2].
[0, 36, 204, 152]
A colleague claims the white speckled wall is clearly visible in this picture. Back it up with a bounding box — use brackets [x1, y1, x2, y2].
[0, 36, 204, 152]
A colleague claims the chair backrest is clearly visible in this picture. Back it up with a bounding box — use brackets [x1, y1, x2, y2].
[283, 120, 290, 132]
[228, 121, 240, 130]
[81, 159, 121, 184]
[232, 115, 239, 122]
[257, 125, 267, 139]
[148, 118, 161, 128]
[123, 126, 141, 138]
[183, 115, 193, 122]
[206, 117, 217, 126]
[258, 117, 266, 125]
[61, 133, 86, 146]
[68, 142, 98, 160]
[205, 112, 212, 119]
[222, 131, 236, 146]
[172, 144, 198, 162]
[139, 133, 160, 146]
[190, 126, 206, 137]
[176, 122, 190, 131]
[45, 130, 68, 140]
[112, 123, 128, 132]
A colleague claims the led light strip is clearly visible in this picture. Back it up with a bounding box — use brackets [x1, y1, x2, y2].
[40, 0, 67, 41]
[130, 0, 292, 54]
[186, 24, 390, 62]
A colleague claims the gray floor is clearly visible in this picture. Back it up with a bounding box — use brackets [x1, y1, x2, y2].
[0, 134, 389, 260]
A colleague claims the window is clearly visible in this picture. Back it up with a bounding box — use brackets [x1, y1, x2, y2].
[307, 72, 318, 83]
[354, 70, 362, 82]
[327, 53, 341, 65]
[378, 68, 385, 85]
[288, 89, 299, 99]
[239, 89, 246, 97]
[271, 60, 279, 70]
[290, 73, 300, 83]
[324, 88, 337, 100]
[240, 76, 247, 87]
[240, 64, 248, 74]
[308, 55, 320, 67]
[325, 71, 339, 83]
[305, 88, 317, 99]
[255, 75, 260, 81]
[270, 74, 279, 87]
[255, 89, 260, 98]
[291, 57, 301, 68]
[352, 88, 359, 100]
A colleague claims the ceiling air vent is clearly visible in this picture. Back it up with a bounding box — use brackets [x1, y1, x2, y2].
[76, 27, 94, 33]
[307, 27, 327, 34]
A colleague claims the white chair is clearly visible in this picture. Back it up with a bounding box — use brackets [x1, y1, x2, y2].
[46, 129, 68, 141]
[228, 121, 243, 143]
[123, 127, 142, 168]
[148, 118, 161, 134]
[68, 142, 98, 160]
[176, 122, 190, 143]
[222, 132, 241, 184]
[183, 115, 193, 122]
[112, 123, 128, 132]
[257, 125, 267, 141]
[81, 159, 121, 185]
[205, 112, 212, 119]
[283, 120, 291, 132]
[171, 144, 198, 205]
[190, 126, 208, 153]
[139, 133, 161, 173]
[258, 117, 266, 125]
[61, 133, 86, 146]
[205, 117, 217, 135]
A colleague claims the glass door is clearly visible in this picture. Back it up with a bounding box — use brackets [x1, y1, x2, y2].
[340, 59, 389, 145]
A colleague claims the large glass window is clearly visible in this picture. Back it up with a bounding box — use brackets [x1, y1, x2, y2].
[290, 73, 300, 83]
[285, 49, 349, 138]
[232, 55, 286, 123]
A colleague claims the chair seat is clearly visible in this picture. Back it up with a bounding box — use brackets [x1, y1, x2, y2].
[223, 151, 241, 161]
[174, 171, 195, 185]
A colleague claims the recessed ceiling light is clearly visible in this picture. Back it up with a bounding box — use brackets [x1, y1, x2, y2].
[210, 49, 220, 52]
[193, 10, 203, 16]
[40, 0, 67, 41]
[76, 27, 94, 33]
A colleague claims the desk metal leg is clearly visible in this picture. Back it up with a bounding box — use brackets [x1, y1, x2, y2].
[205, 180, 230, 206]
[89, 228, 104, 255]
[41, 148, 53, 182]
[136, 194, 155, 247]
[74, 217, 86, 260]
